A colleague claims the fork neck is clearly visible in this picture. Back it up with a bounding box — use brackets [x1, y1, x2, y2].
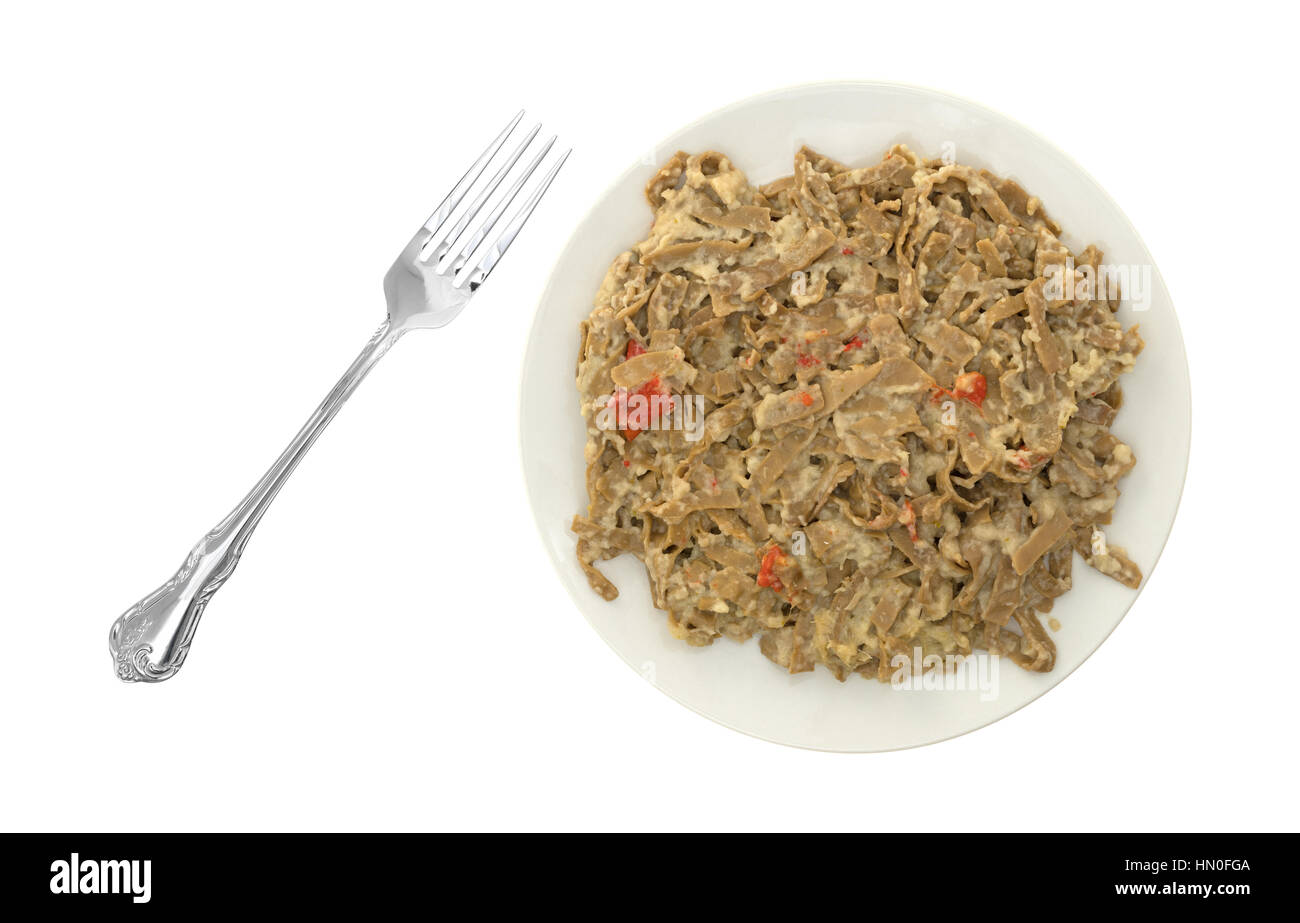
[210, 318, 400, 552]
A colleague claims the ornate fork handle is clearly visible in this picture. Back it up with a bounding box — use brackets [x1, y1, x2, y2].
[109, 320, 400, 682]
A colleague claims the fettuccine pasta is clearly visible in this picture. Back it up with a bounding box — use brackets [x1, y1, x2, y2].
[572, 145, 1143, 681]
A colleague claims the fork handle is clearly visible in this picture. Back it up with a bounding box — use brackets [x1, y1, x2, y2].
[108, 319, 401, 682]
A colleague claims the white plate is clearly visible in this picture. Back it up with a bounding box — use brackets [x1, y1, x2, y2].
[520, 82, 1190, 752]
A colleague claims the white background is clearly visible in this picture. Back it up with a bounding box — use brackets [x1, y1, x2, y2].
[1, 1, 1295, 831]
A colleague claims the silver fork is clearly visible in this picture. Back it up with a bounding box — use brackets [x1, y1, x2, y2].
[108, 112, 568, 683]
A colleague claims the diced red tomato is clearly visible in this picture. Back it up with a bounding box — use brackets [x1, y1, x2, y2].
[952, 371, 987, 408]
[931, 371, 987, 410]
[1009, 447, 1039, 470]
[899, 499, 919, 543]
[625, 339, 646, 359]
[757, 545, 788, 593]
[607, 374, 671, 441]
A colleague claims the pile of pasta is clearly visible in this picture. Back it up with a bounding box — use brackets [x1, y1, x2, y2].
[572, 145, 1143, 680]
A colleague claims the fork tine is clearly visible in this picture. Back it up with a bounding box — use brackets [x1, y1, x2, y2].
[426, 122, 542, 264]
[420, 110, 523, 242]
[454, 148, 570, 292]
[446, 133, 556, 275]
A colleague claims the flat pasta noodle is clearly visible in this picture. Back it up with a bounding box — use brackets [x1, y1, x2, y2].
[572, 145, 1144, 682]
